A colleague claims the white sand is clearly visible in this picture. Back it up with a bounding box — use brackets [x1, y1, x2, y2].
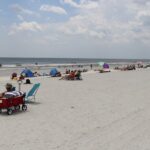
[0, 69, 150, 150]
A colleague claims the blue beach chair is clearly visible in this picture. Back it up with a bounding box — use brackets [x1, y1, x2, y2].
[25, 83, 40, 102]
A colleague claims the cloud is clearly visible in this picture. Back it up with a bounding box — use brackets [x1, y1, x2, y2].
[132, 0, 150, 28]
[9, 21, 43, 35]
[133, 0, 150, 5]
[11, 4, 38, 16]
[30, 0, 42, 2]
[62, 0, 99, 9]
[17, 15, 24, 21]
[2, 0, 150, 59]
[40, 5, 67, 15]
[62, 0, 79, 7]
[8, 0, 149, 44]
[59, 15, 88, 35]
[58, 0, 150, 43]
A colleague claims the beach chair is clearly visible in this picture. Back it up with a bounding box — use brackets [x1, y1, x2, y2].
[25, 83, 40, 102]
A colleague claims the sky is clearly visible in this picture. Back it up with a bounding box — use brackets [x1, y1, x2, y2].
[0, 0, 150, 58]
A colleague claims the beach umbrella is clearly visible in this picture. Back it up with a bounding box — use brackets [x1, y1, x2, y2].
[103, 63, 109, 69]
[98, 62, 104, 66]
[98, 62, 104, 69]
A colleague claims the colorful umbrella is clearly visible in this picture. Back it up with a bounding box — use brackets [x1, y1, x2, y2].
[103, 63, 109, 69]
[98, 62, 109, 69]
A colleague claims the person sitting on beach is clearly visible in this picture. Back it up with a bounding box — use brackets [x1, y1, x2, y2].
[34, 72, 41, 77]
[11, 72, 17, 80]
[114, 66, 119, 70]
[24, 79, 32, 84]
[59, 71, 74, 80]
[65, 69, 70, 74]
[75, 70, 82, 80]
[0, 83, 24, 98]
[6, 83, 15, 92]
[0, 83, 15, 98]
[65, 69, 69, 74]
[56, 71, 61, 77]
[68, 71, 75, 80]
[60, 70, 77, 80]
[59, 75, 68, 80]
[19, 74, 25, 80]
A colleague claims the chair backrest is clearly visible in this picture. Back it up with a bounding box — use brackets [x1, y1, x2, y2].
[26, 83, 40, 98]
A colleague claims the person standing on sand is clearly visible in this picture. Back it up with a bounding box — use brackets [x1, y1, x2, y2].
[90, 64, 93, 70]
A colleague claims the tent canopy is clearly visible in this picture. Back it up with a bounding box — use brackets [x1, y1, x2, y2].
[50, 68, 58, 77]
[21, 69, 34, 77]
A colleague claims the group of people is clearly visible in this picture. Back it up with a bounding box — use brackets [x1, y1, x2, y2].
[11, 73, 25, 80]
[11, 68, 82, 82]
[11, 72, 32, 85]
[60, 70, 82, 80]
[65, 69, 87, 74]
[54, 71, 61, 77]
[11, 71, 42, 80]
[115, 64, 136, 71]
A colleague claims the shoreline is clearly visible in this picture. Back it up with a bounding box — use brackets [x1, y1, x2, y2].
[0, 61, 148, 77]
[0, 61, 149, 69]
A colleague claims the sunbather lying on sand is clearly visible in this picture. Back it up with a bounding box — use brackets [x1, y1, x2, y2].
[59, 71, 75, 80]
[60, 70, 82, 80]
[114, 64, 136, 71]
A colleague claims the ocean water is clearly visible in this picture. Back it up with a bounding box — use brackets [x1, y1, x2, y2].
[0, 57, 149, 67]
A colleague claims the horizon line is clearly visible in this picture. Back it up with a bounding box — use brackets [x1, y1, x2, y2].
[0, 57, 150, 60]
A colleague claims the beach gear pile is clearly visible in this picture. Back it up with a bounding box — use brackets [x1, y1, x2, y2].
[114, 64, 136, 71]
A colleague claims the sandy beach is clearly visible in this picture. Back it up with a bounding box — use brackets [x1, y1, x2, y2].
[0, 68, 150, 150]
